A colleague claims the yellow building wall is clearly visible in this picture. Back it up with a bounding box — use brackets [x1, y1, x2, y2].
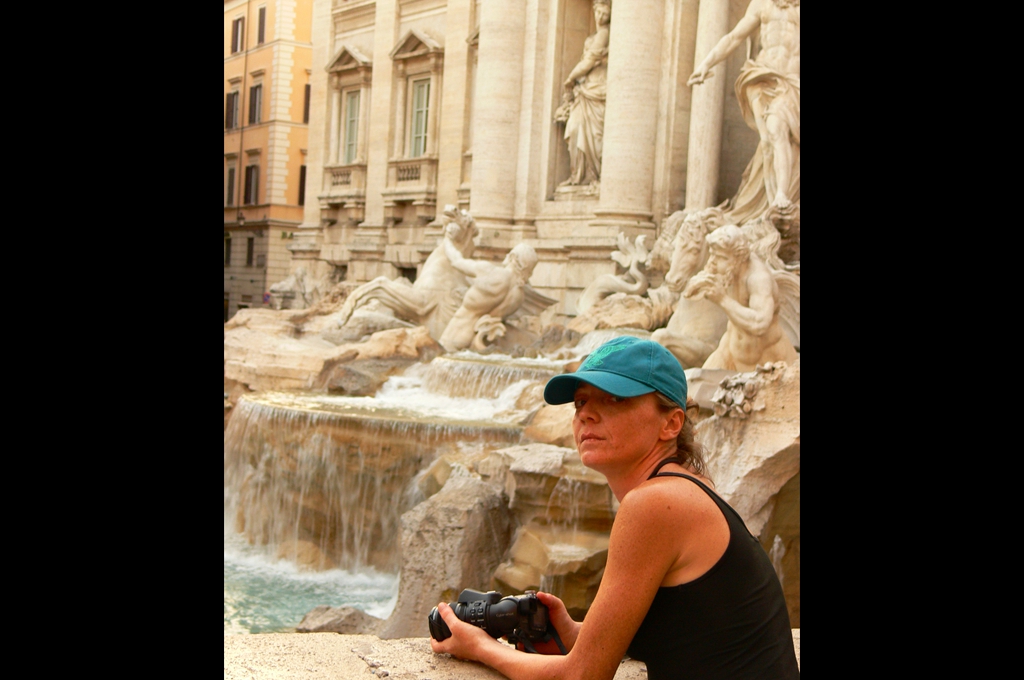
[225, 0, 313, 319]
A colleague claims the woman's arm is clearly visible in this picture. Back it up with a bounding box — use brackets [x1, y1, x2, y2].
[430, 486, 685, 680]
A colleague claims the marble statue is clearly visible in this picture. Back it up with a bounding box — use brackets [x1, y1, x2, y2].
[437, 241, 544, 353]
[650, 209, 729, 368]
[331, 206, 479, 341]
[688, 0, 799, 224]
[682, 224, 797, 371]
[554, 0, 610, 188]
[576, 232, 650, 314]
[268, 266, 312, 310]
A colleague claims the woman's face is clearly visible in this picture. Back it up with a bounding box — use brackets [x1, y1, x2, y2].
[572, 383, 670, 472]
[594, 4, 610, 26]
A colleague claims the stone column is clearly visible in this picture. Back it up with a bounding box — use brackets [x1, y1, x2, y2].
[328, 83, 342, 165]
[684, 0, 730, 211]
[589, 0, 664, 239]
[469, 0, 526, 237]
[392, 61, 407, 159]
[426, 54, 442, 157]
[435, 0, 473, 211]
[359, 0, 399, 238]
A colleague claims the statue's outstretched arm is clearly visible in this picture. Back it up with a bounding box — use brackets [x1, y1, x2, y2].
[443, 235, 488, 279]
[688, 1, 762, 84]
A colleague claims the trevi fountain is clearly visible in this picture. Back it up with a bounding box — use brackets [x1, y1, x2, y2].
[225, 0, 799, 675]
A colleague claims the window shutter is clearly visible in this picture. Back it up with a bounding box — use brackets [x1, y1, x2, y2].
[298, 165, 306, 206]
[258, 8, 266, 44]
[225, 92, 234, 129]
[227, 168, 235, 206]
[244, 166, 253, 204]
[303, 84, 311, 123]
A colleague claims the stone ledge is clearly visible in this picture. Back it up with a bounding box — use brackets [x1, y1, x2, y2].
[224, 631, 799, 679]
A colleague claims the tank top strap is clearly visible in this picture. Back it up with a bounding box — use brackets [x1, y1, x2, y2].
[647, 456, 686, 480]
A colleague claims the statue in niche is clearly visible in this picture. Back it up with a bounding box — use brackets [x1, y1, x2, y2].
[682, 223, 798, 371]
[438, 241, 549, 353]
[554, 0, 610, 189]
[330, 206, 479, 341]
[649, 209, 730, 369]
[576, 232, 650, 315]
[688, 0, 799, 225]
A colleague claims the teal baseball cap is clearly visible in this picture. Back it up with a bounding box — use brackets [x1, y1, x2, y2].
[544, 336, 687, 410]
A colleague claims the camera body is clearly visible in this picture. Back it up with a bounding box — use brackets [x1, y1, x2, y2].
[428, 589, 561, 653]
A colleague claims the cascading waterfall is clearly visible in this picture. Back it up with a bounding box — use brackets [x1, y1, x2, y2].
[224, 351, 569, 633]
[225, 388, 528, 572]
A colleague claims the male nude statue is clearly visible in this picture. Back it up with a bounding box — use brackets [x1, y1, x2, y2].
[688, 0, 799, 217]
[682, 224, 797, 371]
[438, 241, 540, 353]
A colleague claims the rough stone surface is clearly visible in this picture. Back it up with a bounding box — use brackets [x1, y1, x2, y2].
[522, 402, 575, 448]
[223, 631, 799, 679]
[297, 606, 384, 635]
[696, 359, 800, 538]
[378, 474, 514, 639]
[224, 321, 441, 393]
[566, 292, 659, 335]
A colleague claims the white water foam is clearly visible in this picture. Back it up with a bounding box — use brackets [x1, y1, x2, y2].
[224, 526, 397, 634]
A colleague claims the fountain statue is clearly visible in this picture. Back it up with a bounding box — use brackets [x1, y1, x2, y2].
[268, 266, 313, 310]
[438, 242, 553, 353]
[649, 209, 730, 369]
[331, 206, 480, 341]
[688, 0, 800, 225]
[554, 0, 610, 191]
[682, 224, 797, 371]
[575, 232, 650, 315]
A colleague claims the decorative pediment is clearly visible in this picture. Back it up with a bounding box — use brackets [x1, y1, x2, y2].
[389, 28, 443, 61]
[326, 44, 372, 73]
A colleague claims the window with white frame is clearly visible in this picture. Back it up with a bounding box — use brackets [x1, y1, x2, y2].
[409, 79, 430, 158]
[226, 162, 236, 206]
[343, 90, 361, 164]
[231, 17, 245, 53]
[248, 83, 263, 124]
[225, 90, 240, 129]
[244, 164, 259, 204]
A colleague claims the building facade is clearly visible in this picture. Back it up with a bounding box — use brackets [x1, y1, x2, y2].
[278, 0, 768, 322]
[224, 0, 314, 321]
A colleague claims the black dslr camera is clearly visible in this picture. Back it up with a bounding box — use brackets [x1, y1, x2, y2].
[428, 589, 566, 655]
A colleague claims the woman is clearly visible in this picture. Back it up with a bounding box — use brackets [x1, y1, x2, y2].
[430, 336, 799, 679]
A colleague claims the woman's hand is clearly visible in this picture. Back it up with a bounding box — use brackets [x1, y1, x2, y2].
[535, 592, 581, 653]
[428, 602, 502, 661]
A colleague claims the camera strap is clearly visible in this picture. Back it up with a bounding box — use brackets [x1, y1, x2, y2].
[512, 624, 568, 655]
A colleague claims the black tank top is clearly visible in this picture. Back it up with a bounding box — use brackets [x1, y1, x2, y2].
[625, 461, 799, 679]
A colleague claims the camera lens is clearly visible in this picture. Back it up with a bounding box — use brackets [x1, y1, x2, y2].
[428, 606, 451, 641]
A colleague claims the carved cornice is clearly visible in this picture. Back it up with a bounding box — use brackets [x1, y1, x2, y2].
[390, 28, 443, 61]
[326, 43, 372, 73]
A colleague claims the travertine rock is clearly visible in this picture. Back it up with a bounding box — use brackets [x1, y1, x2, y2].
[566, 292, 660, 335]
[224, 324, 441, 393]
[696, 359, 799, 538]
[297, 605, 383, 635]
[377, 474, 513, 639]
[224, 632, 693, 679]
[493, 521, 609, 617]
[522, 402, 575, 448]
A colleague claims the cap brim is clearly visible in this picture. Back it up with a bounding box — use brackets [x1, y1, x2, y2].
[544, 371, 657, 405]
